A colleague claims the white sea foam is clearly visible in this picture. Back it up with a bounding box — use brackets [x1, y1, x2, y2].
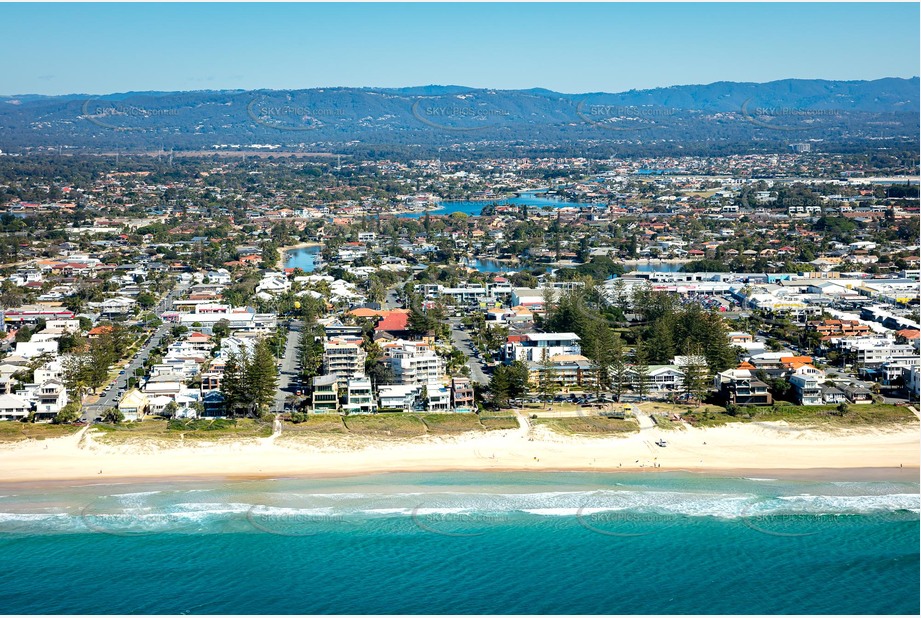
[2, 485, 918, 533]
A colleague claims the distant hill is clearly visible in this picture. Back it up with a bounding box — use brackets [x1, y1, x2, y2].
[0, 78, 917, 158]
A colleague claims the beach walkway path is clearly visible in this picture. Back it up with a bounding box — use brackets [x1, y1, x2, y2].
[632, 406, 656, 430]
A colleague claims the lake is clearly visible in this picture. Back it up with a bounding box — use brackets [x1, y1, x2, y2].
[399, 191, 597, 218]
[283, 245, 321, 272]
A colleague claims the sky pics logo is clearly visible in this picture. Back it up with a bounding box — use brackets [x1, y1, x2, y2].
[740, 98, 842, 132]
[81, 100, 180, 131]
[247, 95, 347, 131]
[576, 99, 677, 131]
[411, 95, 511, 131]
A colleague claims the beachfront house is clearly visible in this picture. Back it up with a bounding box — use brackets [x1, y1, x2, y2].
[0, 393, 30, 421]
[344, 376, 376, 414]
[32, 380, 68, 420]
[425, 382, 451, 412]
[451, 377, 475, 412]
[312, 375, 339, 412]
[789, 374, 823, 405]
[842, 383, 873, 404]
[378, 384, 422, 412]
[118, 389, 149, 421]
[713, 368, 773, 406]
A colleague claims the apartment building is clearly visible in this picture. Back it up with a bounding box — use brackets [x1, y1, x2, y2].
[323, 338, 367, 382]
[527, 354, 596, 392]
[385, 341, 445, 386]
[837, 338, 917, 368]
[502, 333, 581, 363]
[807, 319, 872, 339]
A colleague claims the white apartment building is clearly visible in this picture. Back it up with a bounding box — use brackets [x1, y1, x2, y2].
[838, 337, 917, 368]
[502, 333, 582, 363]
[385, 341, 445, 386]
[323, 338, 367, 382]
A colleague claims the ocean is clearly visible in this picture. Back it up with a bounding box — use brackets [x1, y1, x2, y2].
[0, 471, 918, 614]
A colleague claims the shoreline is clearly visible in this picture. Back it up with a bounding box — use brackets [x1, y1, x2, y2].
[1, 465, 917, 492]
[1, 420, 917, 486]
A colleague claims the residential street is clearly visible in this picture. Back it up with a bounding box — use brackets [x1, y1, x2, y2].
[273, 319, 302, 413]
[81, 281, 190, 421]
[448, 317, 489, 385]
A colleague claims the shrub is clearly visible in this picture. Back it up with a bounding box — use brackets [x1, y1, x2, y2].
[53, 402, 82, 425]
[102, 408, 124, 424]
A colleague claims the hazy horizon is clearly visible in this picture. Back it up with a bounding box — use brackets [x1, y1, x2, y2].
[1, 2, 917, 96]
[3, 75, 921, 99]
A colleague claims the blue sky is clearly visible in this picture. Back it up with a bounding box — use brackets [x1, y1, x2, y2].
[2, 2, 918, 95]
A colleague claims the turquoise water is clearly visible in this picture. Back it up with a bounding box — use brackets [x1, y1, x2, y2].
[283, 245, 321, 272]
[1, 472, 918, 614]
[400, 191, 596, 218]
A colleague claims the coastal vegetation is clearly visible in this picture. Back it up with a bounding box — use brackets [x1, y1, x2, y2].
[283, 412, 521, 438]
[682, 403, 915, 427]
[90, 418, 274, 443]
[533, 416, 639, 435]
[0, 422, 80, 442]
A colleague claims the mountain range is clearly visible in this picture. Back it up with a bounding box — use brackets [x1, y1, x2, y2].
[1, 78, 917, 158]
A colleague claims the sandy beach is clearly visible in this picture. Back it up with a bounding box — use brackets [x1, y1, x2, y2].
[1, 416, 918, 485]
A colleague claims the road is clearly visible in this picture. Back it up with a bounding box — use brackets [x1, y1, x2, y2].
[81, 280, 191, 421]
[383, 283, 403, 310]
[447, 317, 489, 385]
[273, 320, 302, 413]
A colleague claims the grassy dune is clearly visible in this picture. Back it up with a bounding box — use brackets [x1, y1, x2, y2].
[0, 422, 81, 442]
[91, 418, 273, 443]
[683, 403, 916, 427]
[286, 413, 520, 437]
[534, 417, 639, 436]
